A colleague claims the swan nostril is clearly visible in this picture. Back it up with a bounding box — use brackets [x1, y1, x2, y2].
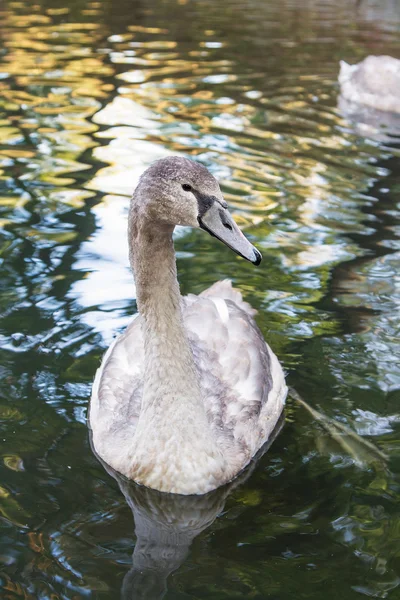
[219, 208, 233, 231]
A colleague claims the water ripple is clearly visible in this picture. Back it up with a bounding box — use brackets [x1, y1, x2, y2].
[0, 0, 400, 598]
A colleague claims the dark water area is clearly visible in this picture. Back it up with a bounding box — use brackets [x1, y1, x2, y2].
[0, 0, 400, 598]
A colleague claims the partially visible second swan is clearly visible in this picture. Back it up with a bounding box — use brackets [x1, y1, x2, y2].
[339, 55, 400, 113]
[90, 156, 287, 495]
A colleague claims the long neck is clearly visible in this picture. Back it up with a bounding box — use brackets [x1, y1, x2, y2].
[129, 213, 203, 410]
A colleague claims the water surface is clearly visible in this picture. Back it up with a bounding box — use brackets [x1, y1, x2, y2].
[0, 0, 400, 598]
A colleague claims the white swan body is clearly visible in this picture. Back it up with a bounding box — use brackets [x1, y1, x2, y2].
[90, 157, 287, 495]
[339, 55, 400, 114]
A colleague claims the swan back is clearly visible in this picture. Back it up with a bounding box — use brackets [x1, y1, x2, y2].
[339, 56, 400, 113]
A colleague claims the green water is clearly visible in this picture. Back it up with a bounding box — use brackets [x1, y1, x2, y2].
[1, 0, 400, 598]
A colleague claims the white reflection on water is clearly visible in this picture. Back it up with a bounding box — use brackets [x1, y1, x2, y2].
[70, 195, 133, 341]
[71, 91, 174, 340]
[353, 409, 400, 436]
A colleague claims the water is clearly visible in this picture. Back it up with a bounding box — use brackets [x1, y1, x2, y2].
[0, 0, 400, 597]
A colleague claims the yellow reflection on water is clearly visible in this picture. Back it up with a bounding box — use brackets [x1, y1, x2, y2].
[0, 1, 112, 198]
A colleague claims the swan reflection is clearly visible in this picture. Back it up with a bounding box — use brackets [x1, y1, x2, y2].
[338, 95, 400, 143]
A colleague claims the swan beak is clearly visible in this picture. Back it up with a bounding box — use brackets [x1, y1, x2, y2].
[198, 202, 262, 265]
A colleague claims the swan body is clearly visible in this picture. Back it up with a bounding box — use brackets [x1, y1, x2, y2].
[90, 157, 287, 495]
[339, 55, 400, 114]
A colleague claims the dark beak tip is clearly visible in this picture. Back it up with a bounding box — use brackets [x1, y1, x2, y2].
[252, 248, 262, 266]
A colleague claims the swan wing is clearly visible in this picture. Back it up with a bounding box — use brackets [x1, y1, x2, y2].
[89, 316, 144, 470]
[182, 280, 286, 459]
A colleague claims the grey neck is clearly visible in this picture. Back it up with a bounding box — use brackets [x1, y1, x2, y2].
[128, 209, 203, 409]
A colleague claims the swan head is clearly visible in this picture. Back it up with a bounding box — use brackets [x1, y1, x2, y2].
[133, 156, 262, 265]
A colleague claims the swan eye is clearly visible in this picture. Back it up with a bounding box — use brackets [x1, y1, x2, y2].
[182, 184, 192, 192]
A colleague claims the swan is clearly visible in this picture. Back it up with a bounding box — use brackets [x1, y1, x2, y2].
[89, 156, 287, 495]
[339, 55, 400, 114]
